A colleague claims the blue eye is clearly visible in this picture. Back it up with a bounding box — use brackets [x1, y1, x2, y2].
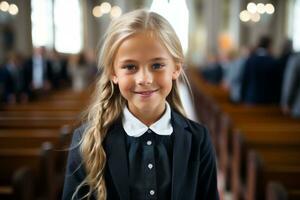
[152, 63, 164, 70]
[122, 64, 136, 71]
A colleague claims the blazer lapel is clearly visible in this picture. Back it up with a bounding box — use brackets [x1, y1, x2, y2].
[171, 112, 192, 200]
[104, 120, 129, 200]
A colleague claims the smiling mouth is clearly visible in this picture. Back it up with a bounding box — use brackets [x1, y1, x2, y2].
[133, 89, 159, 96]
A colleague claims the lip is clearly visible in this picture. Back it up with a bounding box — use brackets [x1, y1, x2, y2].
[133, 89, 158, 97]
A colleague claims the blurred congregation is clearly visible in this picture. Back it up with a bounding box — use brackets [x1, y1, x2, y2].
[0, 0, 300, 200]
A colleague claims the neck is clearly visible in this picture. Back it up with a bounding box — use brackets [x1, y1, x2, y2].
[128, 104, 166, 126]
[138, 112, 162, 126]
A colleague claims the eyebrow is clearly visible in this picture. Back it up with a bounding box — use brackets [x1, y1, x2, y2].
[118, 57, 168, 64]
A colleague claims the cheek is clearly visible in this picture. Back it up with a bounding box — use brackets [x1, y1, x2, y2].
[158, 75, 173, 91]
[117, 77, 133, 93]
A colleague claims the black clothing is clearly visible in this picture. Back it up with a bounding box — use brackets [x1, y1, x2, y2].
[126, 130, 173, 199]
[62, 111, 219, 200]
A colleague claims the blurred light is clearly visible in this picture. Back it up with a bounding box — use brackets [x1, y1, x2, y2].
[110, 6, 122, 19]
[100, 2, 111, 14]
[247, 2, 257, 14]
[240, 10, 250, 22]
[251, 12, 261, 22]
[8, 4, 18, 15]
[218, 33, 233, 51]
[0, 1, 9, 12]
[265, 3, 275, 14]
[92, 5, 102, 17]
[257, 3, 265, 14]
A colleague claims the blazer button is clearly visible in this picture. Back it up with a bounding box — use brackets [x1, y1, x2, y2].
[148, 163, 153, 169]
[149, 190, 155, 196]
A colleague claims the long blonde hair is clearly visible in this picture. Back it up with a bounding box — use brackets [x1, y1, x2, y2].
[74, 9, 189, 200]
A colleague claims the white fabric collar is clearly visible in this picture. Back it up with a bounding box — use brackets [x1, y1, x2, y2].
[122, 103, 173, 137]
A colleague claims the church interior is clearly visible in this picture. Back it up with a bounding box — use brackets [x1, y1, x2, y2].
[0, 0, 300, 199]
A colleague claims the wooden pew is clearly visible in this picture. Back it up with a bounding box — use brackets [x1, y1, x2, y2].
[0, 143, 56, 200]
[0, 167, 35, 200]
[0, 88, 88, 199]
[247, 150, 300, 200]
[0, 129, 61, 148]
[266, 182, 287, 200]
[0, 126, 73, 176]
[265, 181, 300, 200]
[231, 129, 300, 200]
[187, 67, 300, 200]
[0, 116, 77, 129]
[0, 100, 87, 112]
[0, 110, 79, 117]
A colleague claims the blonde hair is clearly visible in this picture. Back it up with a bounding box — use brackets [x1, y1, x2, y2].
[74, 9, 189, 200]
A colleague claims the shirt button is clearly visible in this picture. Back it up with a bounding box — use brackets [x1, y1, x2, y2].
[148, 163, 153, 169]
[147, 129, 151, 133]
[149, 190, 155, 196]
[146, 140, 152, 145]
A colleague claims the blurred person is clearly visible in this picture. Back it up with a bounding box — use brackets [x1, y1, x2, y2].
[0, 64, 6, 102]
[240, 36, 278, 104]
[200, 53, 223, 85]
[23, 46, 53, 97]
[2, 24, 15, 51]
[281, 53, 300, 118]
[48, 50, 69, 89]
[67, 52, 94, 92]
[274, 39, 294, 100]
[83, 49, 98, 76]
[223, 47, 251, 103]
[0, 51, 27, 103]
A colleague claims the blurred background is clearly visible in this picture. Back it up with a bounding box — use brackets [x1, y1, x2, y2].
[0, 0, 300, 200]
[0, 0, 299, 63]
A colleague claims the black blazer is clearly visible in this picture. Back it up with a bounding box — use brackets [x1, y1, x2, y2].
[23, 58, 53, 92]
[241, 51, 277, 104]
[62, 111, 219, 200]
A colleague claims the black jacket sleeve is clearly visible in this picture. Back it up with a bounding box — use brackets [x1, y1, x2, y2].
[197, 126, 219, 200]
[62, 127, 90, 200]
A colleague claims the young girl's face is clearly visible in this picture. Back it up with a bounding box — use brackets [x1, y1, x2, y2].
[112, 32, 181, 121]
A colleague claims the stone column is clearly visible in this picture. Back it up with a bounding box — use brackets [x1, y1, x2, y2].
[203, 0, 222, 56]
[229, 0, 243, 48]
[12, 0, 32, 57]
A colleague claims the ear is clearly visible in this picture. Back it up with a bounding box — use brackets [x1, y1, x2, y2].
[172, 63, 182, 80]
[111, 74, 118, 84]
[110, 72, 118, 84]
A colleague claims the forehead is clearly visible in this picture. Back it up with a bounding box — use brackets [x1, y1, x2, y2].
[114, 32, 172, 61]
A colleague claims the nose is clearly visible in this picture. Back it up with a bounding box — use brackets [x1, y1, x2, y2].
[136, 68, 153, 85]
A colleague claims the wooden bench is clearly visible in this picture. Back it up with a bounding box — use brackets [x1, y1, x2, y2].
[231, 130, 300, 200]
[0, 116, 77, 129]
[0, 143, 56, 200]
[0, 88, 89, 199]
[247, 150, 300, 200]
[187, 67, 300, 200]
[0, 167, 35, 200]
[0, 100, 86, 112]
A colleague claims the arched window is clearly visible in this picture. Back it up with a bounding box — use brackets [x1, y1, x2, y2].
[31, 0, 83, 53]
[31, 0, 53, 48]
[54, 0, 82, 53]
[292, 0, 300, 51]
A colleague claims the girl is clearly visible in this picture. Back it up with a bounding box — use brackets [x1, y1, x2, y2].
[63, 9, 219, 200]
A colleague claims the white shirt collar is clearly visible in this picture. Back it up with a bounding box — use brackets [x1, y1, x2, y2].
[122, 103, 173, 137]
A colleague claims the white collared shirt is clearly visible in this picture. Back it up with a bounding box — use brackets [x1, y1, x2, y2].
[32, 55, 44, 89]
[122, 103, 173, 137]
